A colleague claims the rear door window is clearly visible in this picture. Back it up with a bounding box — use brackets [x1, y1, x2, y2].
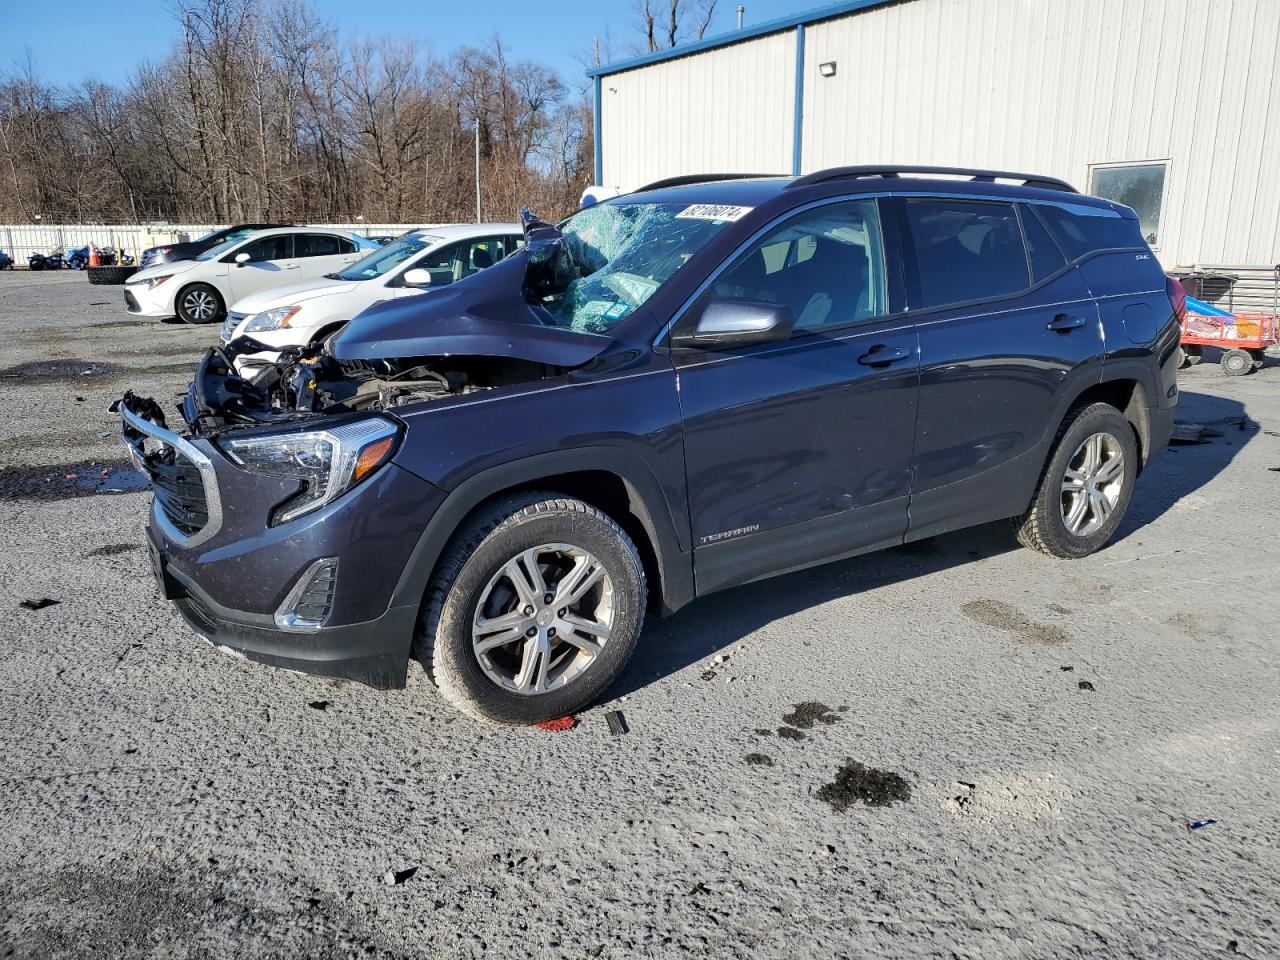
[905, 200, 1029, 309]
[1019, 205, 1067, 282]
[298, 234, 342, 257]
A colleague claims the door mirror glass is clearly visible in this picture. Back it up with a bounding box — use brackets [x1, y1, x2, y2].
[672, 299, 795, 349]
[234, 252, 251, 265]
[402, 268, 432, 288]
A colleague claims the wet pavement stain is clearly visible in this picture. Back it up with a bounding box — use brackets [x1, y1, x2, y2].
[0, 460, 148, 501]
[776, 727, 806, 741]
[817, 760, 912, 811]
[782, 702, 840, 729]
[0, 359, 121, 380]
[743, 753, 774, 767]
[961, 599, 1069, 644]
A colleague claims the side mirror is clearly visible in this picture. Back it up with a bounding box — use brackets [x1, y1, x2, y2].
[234, 252, 251, 265]
[671, 299, 796, 349]
[402, 268, 432, 288]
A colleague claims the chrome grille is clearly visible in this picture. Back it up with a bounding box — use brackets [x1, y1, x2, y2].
[119, 402, 222, 547]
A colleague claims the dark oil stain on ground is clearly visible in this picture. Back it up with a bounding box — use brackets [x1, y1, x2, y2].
[88, 320, 153, 329]
[86, 543, 142, 557]
[961, 598, 1069, 644]
[0, 460, 148, 501]
[743, 753, 774, 767]
[776, 726, 806, 741]
[0, 359, 121, 380]
[782, 702, 840, 729]
[817, 760, 912, 811]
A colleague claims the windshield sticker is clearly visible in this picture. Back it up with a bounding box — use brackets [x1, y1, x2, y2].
[676, 204, 753, 222]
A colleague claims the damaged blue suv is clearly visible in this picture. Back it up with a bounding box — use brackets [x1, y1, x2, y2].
[119, 166, 1180, 723]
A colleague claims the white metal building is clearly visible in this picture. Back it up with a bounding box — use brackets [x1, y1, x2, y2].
[588, 0, 1280, 272]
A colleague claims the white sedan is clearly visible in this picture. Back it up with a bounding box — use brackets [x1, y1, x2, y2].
[220, 224, 522, 374]
[123, 227, 378, 325]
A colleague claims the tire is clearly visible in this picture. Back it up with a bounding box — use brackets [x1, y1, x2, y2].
[1183, 344, 1202, 366]
[418, 492, 647, 723]
[87, 265, 138, 286]
[175, 282, 225, 324]
[1221, 348, 1253, 376]
[1015, 402, 1138, 559]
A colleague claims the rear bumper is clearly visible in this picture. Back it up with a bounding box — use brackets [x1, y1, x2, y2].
[152, 527, 418, 689]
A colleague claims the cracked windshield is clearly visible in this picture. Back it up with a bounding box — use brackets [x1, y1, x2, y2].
[543, 201, 746, 333]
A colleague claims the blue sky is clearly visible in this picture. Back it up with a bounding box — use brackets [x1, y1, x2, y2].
[2, 0, 813, 92]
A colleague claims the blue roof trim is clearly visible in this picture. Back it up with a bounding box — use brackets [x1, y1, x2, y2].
[585, 0, 896, 78]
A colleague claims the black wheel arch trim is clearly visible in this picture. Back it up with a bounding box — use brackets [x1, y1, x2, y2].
[389, 447, 694, 618]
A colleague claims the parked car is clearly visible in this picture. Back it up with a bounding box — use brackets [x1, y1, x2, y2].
[118, 166, 1179, 723]
[139, 223, 290, 269]
[123, 227, 378, 324]
[220, 224, 523, 375]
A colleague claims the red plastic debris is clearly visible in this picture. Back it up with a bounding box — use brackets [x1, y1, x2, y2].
[536, 715, 577, 732]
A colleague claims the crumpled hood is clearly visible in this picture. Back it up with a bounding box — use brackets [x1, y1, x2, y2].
[330, 255, 610, 367]
[230, 277, 360, 315]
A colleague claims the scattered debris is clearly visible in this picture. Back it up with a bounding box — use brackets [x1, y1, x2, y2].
[304, 896, 322, 909]
[943, 781, 977, 814]
[713, 654, 729, 665]
[782, 702, 840, 729]
[383, 867, 418, 885]
[1268, 467, 1280, 473]
[307, 700, 331, 711]
[20, 598, 59, 611]
[0, 460, 147, 502]
[817, 760, 912, 810]
[1060, 665, 1075, 672]
[86, 543, 141, 557]
[743, 753, 774, 767]
[1078, 681, 1096, 692]
[604, 710, 628, 736]
[752, 728, 772, 737]
[1170, 422, 1224, 445]
[776, 727, 806, 741]
[688, 881, 710, 896]
[700, 670, 717, 681]
[535, 715, 577, 732]
[1227, 939, 1239, 953]
[1185, 818, 1217, 832]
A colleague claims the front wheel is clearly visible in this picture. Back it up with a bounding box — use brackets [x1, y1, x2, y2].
[1015, 403, 1138, 559]
[418, 493, 647, 723]
[176, 282, 224, 324]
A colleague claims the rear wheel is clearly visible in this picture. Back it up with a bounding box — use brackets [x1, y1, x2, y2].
[1221, 348, 1253, 376]
[1182, 344, 1202, 366]
[418, 492, 647, 723]
[1015, 403, 1138, 559]
[176, 282, 224, 324]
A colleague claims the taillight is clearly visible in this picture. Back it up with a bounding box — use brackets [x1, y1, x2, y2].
[1166, 276, 1187, 323]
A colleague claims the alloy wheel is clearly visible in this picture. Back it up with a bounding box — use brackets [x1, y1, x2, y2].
[183, 290, 217, 321]
[1060, 432, 1124, 537]
[471, 543, 615, 695]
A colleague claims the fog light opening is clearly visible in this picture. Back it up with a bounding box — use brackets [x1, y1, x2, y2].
[275, 557, 338, 631]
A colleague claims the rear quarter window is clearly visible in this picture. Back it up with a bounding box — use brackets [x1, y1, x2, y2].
[905, 199, 1030, 309]
[1031, 203, 1147, 260]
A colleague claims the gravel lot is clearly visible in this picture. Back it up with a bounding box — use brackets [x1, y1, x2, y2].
[1, 270, 1278, 959]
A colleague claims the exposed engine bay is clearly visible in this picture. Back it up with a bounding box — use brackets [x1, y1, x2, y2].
[180, 334, 564, 435]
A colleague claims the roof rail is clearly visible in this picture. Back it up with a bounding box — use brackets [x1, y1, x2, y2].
[787, 165, 1078, 193]
[632, 172, 787, 193]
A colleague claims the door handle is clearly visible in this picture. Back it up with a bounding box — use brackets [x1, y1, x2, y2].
[1047, 313, 1086, 332]
[858, 344, 911, 366]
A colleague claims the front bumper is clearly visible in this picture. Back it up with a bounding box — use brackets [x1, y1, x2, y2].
[150, 528, 419, 688]
[122, 397, 447, 689]
[123, 282, 174, 318]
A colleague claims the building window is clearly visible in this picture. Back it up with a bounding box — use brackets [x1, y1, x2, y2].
[1088, 161, 1167, 247]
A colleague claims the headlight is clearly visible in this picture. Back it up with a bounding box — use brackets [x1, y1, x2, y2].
[130, 273, 173, 290]
[244, 305, 302, 332]
[221, 417, 398, 525]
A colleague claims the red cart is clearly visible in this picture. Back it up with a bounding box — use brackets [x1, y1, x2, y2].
[1171, 267, 1280, 376]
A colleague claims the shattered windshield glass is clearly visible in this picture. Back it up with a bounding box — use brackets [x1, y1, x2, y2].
[537, 202, 743, 333]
